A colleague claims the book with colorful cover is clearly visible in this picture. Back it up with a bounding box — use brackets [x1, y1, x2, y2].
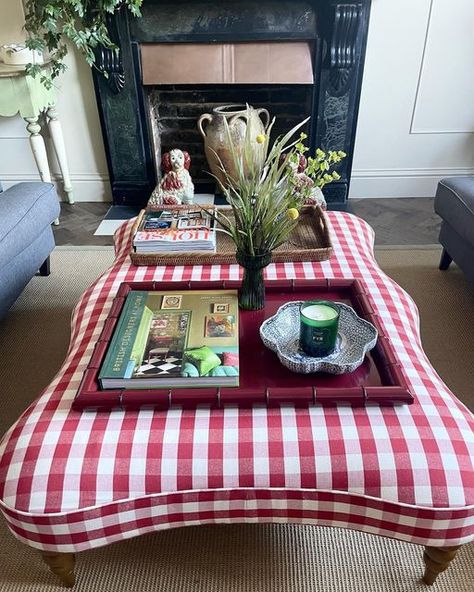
[133, 208, 216, 252]
[98, 289, 239, 389]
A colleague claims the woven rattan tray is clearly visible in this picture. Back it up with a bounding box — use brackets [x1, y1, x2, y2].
[129, 205, 333, 266]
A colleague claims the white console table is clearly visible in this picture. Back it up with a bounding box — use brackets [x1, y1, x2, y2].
[0, 62, 74, 221]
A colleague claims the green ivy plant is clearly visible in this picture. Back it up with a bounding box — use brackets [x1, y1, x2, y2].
[23, 0, 143, 88]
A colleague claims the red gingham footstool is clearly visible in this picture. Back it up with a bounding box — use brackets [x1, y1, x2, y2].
[0, 212, 473, 587]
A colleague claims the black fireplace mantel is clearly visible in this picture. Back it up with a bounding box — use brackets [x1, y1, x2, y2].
[92, 0, 371, 207]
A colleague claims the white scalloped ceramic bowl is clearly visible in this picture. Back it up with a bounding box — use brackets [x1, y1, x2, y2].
[260, 301, 378, 374]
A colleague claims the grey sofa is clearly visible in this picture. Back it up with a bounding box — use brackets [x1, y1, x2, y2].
[434, 176, 474, 284]
[0, 182, 60, 319]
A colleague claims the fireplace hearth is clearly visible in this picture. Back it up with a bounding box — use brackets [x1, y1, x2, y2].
[92, 0, 371, 207]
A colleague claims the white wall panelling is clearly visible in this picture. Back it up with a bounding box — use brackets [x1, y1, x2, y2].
[410, 0, 474, 134]
[350, 0, 474, 198]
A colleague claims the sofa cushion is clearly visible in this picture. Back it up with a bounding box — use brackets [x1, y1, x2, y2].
[181, 362, 200, 377]
[209, 365, 239, 376]
[184, 346, 222, 376]
[434, 177, 474, 248]
[0, 183, 60, 271]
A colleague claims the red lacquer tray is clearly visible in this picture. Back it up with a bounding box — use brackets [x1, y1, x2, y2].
[73, 279, 414, 411]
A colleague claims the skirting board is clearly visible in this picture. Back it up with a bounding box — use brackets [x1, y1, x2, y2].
[349, 167, 474, 198]
[5, 168, 474, 201]
[1, 174, 111, 202]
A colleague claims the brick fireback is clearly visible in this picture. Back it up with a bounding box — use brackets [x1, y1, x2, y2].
[147, 85, 312, 184]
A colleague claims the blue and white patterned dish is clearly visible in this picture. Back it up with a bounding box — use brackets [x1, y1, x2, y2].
[260, 301, 378, 374]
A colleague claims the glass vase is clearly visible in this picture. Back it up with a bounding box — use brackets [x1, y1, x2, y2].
[236, 251, 272, 310]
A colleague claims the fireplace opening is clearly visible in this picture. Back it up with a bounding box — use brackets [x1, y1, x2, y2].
[146, 83, 313, 191]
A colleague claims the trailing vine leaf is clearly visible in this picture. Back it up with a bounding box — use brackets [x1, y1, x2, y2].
[23, 0, 142, 87]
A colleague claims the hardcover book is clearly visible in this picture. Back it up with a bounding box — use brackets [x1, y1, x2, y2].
[98, 289, 239, 389]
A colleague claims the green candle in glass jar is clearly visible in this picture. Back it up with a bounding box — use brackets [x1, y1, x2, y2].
[299, 301, 340, 357]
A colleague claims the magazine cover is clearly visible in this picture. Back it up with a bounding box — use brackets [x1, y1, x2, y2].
[134, 209, 215, 242]
[99, 289, 239, 388]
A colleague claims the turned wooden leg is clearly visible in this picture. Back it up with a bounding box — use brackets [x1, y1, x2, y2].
[439, 248, 452, 271]
[42, 552, 76, 587]
[422, 545, 460, 585]
[24, 115, 59, 225]
[46, 104, 75, 204]
[25, 116, 51, 184]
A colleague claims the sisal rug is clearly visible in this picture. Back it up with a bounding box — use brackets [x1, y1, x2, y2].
[0, 248, 472, 591]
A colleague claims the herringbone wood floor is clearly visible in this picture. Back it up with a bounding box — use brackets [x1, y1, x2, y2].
[52, 198, 441, 247]
[351, 198, 440, 246]
[53, 203, 111, 246]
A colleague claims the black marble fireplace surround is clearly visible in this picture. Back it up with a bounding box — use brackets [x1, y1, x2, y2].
[93, 0, 371, 207]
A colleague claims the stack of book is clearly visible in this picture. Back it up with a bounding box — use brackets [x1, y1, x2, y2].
[133, 208, 216, 253]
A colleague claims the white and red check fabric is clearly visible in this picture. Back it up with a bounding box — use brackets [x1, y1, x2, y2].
[0, 212, 473, 553]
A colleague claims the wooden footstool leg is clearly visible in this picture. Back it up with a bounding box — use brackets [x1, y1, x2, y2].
[42, 552, 76, 587]
[422, 545, 460, 585]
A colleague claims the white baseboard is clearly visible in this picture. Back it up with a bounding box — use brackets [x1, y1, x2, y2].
[1, 174, 111, 202]
[5, 167, 474, 201]
[349, 167, 474, 198]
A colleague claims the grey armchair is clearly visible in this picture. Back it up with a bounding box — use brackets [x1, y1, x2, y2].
[434, 176, 474, 284]
[0, 182, 60, 319]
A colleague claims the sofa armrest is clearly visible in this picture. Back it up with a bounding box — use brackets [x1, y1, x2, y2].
[434, 177, 474, 248]
[0, 183, 60, 271]
[0, 182, 60, 236]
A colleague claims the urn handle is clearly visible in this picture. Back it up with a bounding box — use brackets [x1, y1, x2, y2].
[256, 108, 270, 130]
[229, 113, 249, 130]
[198, 113, 212, 138]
